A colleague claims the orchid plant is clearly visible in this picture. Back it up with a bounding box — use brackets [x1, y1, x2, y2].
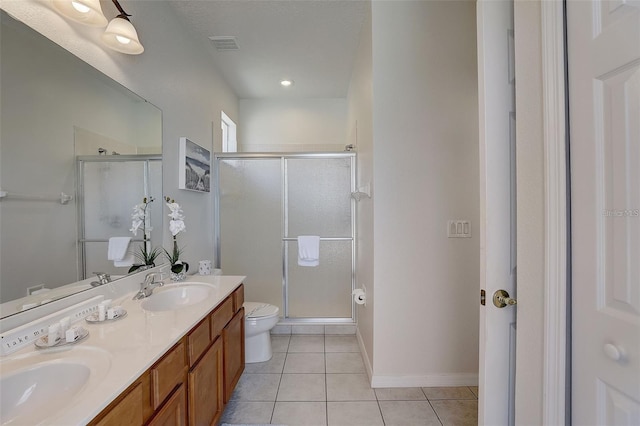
[129, 196, 160, 273]
[163, 196, 189, 275]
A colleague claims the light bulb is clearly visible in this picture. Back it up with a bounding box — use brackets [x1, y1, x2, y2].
[115, 35, 131, 45]
[280, 79, 293, 87]
[71, 1, 91, 13]
[51, 0, 108, 27]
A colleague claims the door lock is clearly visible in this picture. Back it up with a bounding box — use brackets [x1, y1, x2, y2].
[493, 289, 517, 308]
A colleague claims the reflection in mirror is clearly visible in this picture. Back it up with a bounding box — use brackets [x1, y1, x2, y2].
[76, 153, 164, 279]
[0, 10, 163, 318]
[77, 155, 163, 277]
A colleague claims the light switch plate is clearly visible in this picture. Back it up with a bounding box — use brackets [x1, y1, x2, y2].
[447, 220, 471, 238]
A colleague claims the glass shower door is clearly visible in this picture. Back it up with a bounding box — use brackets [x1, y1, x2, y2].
[218, 158, 283, 311]
[216, 153, 355, 321]
[285, 157, 354, 318]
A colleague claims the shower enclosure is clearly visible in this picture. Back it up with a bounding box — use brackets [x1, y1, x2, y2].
[215, 153, 356, 323]
[76, 155, 162, 280]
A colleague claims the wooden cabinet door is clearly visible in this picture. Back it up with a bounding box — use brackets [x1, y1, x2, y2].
[148, 384, 187, 426]
[188, 337, 224, 426]
[92, 382, 143, 426]
[223, 308, 244, 403]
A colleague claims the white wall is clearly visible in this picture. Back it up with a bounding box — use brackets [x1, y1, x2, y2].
[514, 0, 544, 423]
[238, 98, 347, 152]
[1, 0, 239, 270]
[370, 0, 480, 386]
[346, 5, 374, 374]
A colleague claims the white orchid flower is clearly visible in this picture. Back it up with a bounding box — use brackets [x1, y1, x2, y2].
[166, 202, 184, 220]
[169, 219, 186, 236]
[168, 211, 185, 221]
[131, 204, 146, 221]
[130, 219, 143, 235]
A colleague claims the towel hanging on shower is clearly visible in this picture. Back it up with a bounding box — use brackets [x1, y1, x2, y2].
[108, 237, 134, 267]
[298, 235, 320, 267]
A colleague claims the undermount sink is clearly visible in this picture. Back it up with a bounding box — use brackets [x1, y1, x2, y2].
[141, 283, 214, 312]
[0, 347, 111, 425]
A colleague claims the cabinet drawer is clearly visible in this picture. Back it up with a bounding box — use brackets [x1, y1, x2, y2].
[232, 284, 244, 312]
[148, 383, 187, 426]
[151, 341, 186, 410]
[187, 317, 211, 367]
[211, 297, 233, 338]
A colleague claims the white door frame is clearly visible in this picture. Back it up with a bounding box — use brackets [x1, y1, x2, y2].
[539, 0, 568, 424]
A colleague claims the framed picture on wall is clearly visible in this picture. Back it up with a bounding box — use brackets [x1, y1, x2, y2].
[179, 137, 211, 192]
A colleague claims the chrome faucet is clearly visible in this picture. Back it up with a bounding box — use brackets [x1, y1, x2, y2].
[90, 272, 112, 287]
[133, 272, 165, 300]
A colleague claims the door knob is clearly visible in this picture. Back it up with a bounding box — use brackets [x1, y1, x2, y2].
[493, 289, 517, 308]
[603, 343, 624, 362]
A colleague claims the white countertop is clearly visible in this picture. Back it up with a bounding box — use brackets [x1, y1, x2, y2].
[0, 274, 245, 425]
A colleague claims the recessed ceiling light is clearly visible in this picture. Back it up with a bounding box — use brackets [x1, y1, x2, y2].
[280, 79, 294, 87]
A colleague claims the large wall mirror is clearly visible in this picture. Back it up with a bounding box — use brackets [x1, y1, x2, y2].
[0, 10, 163, 318]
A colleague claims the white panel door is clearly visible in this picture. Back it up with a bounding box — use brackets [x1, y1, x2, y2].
[477, 1, 517, 424]
[568, 0, 640, 424]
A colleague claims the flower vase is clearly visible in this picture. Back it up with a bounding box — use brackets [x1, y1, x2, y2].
[170, 270, 186, 282]
[169, 261, 188, 282]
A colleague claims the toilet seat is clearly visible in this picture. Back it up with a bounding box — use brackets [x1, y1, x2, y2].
[244, 302, 279, 319]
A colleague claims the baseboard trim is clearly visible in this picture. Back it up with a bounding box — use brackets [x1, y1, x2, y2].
[356, 328, 373, 383]
[355, 327, 477, 388]
[370, 373, 478, 388]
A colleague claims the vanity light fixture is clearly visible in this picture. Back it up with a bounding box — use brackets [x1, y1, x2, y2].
[51, 0, 144, 55]
[280, 79, 294, 87]
[102, 18, 144, 54]
[51, 0, 108, 27]
[101, 0, 144, 54]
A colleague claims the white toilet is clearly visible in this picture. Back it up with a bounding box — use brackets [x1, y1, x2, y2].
[243, 302, 280, 363]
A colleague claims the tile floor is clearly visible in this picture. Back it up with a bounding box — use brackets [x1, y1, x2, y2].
[221, 335, 478, 426]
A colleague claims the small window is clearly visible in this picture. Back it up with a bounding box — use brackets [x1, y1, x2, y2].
[221, 111, 237, 153]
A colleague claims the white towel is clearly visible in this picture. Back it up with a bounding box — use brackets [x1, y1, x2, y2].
[108, 237, 134, 267]
[298, 235, 320, 267]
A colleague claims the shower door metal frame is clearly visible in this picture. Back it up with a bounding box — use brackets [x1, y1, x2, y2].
[76, 155, 161, 280]
[215, 152, 357, 324]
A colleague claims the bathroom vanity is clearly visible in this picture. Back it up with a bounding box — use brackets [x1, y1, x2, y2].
[90, 282, 244, 426]
[0, 274, 245, 426]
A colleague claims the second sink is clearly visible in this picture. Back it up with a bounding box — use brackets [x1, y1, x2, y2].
[0, 346, 112, 425]
[141, 283, 213, 312]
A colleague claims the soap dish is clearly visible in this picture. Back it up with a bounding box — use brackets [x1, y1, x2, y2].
[35, 328, 89, 349]
[85, 307, 127, 323]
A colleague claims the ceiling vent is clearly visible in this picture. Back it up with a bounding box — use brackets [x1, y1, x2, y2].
[208, 36, 239, 51]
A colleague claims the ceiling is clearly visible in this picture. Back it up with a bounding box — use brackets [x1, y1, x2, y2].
[167, 0, 368, 100]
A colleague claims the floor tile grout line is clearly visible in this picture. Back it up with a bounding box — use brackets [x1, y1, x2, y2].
[271, 352, 287, 420]
[324, 339, 329, 426]
[426, 398, 445, 426]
